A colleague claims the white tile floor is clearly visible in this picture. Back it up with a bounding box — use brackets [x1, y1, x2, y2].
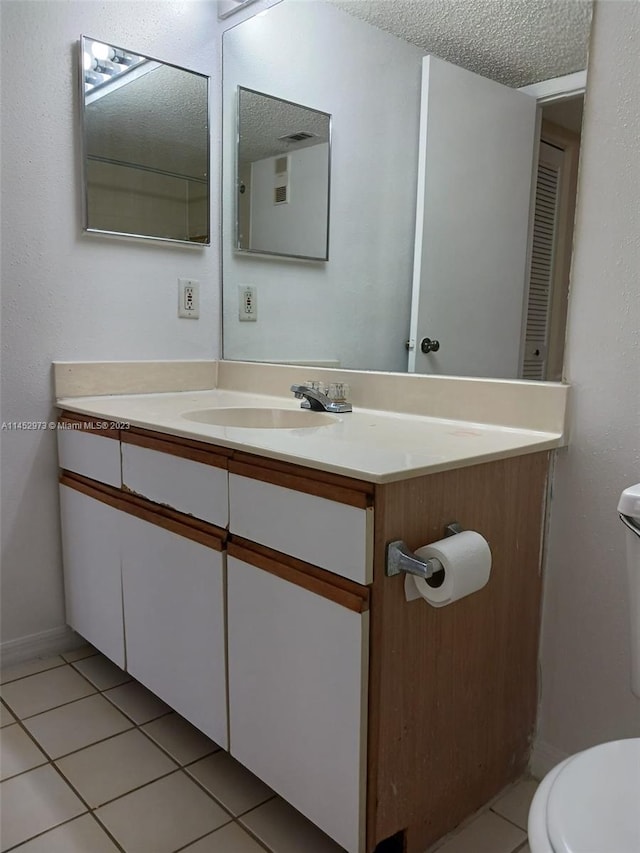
[0, 647, 537, 853]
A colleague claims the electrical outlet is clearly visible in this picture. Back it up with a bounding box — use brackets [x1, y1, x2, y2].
[239, 285, 257, 321]
[178, 278, 199, 319]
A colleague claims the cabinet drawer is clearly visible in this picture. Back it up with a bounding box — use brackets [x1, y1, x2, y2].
[229, 473, 373, 584]
[122, 437, 228, 528]
[57, 419, 121, 487]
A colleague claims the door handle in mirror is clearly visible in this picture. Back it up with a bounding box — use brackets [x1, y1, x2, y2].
[420, 337, 440, 354]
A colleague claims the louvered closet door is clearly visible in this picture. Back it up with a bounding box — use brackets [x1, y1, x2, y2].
[522, 141, 563, 380]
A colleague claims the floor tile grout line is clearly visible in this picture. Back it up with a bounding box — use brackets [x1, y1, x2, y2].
[1, 690, 98, 723]
[0, 696, 15, 716]
[3, 732, 227, 849]
[235, 805, 299, 853]
[100, 688, 174, 726]
[0, 808, 128, 853]
[2, 657, 283, 853]
[85, 766, 201, 812]
[47, 721, 151, 764]
[180, 755, 279, 818]
[424, 784, 534, 853]
[169, 817, 235, 853]
[1, 689, 198, 781]
[69, 657, 133, 692]
[15, 708, 143, 765]
[171, 764, 248, 818]
[0, 667, 102, 721]
[0, 714, 62, 783]
[84, 809, 129, 853]
[0, 756, 49, 784]
[133, 719, 220, 768]
[0, 707, 160, 821]
[0, 658, 69, 687]
[488, 805, 530, 834]
[3, 700, 187, 843]
[86, 661, 176, 726]
[0, 812, 90, 853]
[1, 658, 141, 723]
[171, 814, 275, 853]
[46, 755, 130, 853]
[60, 648, 100, 664]
[3, 660, 214, 766]
[6, 687, 130, 728]
[2, 663, 240, 821]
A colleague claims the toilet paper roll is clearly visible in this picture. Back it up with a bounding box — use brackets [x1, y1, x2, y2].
[404, 530, 491, 608]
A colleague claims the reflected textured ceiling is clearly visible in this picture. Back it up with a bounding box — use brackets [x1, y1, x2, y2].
[239, 89, 330, 163]
[86, 64, 208, 178]
[330, 0, 592, 87]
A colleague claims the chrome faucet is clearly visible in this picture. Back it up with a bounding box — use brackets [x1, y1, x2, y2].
[290, 383, 352, 413]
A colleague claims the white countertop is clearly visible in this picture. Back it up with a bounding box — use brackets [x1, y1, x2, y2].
[56, 388, 563, 484]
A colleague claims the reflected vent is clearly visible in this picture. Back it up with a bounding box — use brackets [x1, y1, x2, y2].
[274, 185, 288, 204]
[274, 154, 289, 205]
[278, 131, 316, 143]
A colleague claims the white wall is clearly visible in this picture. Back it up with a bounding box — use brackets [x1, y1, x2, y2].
[249, 144, 329, 258]
[222, 0, 423, 370]
[0, 1, 219, 649]
[536, 0, 640, 764]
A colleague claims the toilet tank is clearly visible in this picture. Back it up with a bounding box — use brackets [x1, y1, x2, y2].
[618, 483, 640, 698]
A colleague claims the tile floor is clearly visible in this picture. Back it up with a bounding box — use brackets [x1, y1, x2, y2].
[0, 647, 537, 853]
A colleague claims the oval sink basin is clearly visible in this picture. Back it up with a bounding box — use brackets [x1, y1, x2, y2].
[182, 407, 337, 430]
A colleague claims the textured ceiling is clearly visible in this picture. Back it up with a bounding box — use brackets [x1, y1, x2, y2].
[238, 88, 330, 163]
[329, 0, 592, 87]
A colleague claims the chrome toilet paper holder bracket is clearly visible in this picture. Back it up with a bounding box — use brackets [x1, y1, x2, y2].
[386, 522, 462, 579]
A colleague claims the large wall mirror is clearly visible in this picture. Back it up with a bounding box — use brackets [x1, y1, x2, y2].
[80, 36, 210, 245]
[237, 87, 331, 260]
[222, 0, 592, 379]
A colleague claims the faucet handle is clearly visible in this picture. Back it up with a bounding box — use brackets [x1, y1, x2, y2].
[305, 379, 327, 395]
[328, 382, 350, 403]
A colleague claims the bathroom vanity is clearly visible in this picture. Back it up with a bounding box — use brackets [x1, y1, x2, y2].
[55, 361, 567, 853]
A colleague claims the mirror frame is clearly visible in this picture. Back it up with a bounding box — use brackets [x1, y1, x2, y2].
[79, 35, 211, 247]
[234, 86, 332, 262]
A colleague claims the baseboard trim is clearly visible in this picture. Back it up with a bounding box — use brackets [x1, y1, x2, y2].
[529, 738, 569, 780]
[0, 625, 83, 668]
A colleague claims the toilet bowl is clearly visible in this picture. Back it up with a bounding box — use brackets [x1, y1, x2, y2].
[528, 484, 640, 853]
[528, 738, 640, 853]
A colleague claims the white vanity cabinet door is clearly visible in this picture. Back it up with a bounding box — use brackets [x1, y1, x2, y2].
[59, 485, 125, 668]
[121, 442, 229, 528]
[120, 513, 227, 748]
[227, 555, 368, 853]
[229, 473, 373, 584]
[57, 426, 121, 487]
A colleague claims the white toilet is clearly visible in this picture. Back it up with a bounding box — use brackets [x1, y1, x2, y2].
[528, 483, 640, 853]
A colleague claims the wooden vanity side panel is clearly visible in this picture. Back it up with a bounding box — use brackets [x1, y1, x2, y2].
[367, 452, 550, 852]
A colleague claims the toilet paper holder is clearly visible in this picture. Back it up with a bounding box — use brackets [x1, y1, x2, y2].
[386, 523, 462, 579]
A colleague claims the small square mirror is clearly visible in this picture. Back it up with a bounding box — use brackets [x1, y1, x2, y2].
[236, 87, 331, 261]
[79, 36, 210, 245]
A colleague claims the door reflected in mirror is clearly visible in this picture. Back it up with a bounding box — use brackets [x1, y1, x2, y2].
[80, 36, 210, 245]
[236, 87, 331, 260]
